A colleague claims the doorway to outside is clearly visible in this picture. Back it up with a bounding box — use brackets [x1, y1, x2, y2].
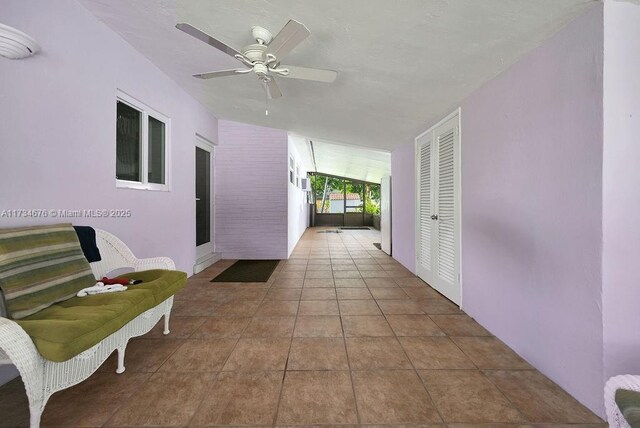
[310, 173, 381, 228]
[194, 135, 217, 274]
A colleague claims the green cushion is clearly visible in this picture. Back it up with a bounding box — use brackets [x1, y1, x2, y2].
[616, 389, 640, 427]
[15, 269, 187, 362]
[119, 270, 187, 304]
[17, 288, 155, 362]
[0, 224, 96, 319]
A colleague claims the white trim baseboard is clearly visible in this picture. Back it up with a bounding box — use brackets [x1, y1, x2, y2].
[193, 252, 221, 274]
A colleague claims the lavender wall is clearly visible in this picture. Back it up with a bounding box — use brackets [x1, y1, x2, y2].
[287, 136, 310, 256]
[602, 2, 640, 381]
[461, 5, 604, 414]
[0, 0, 217, 273]
[390, 5, 606, 415]
[390, 142, 416, 273]
[0, 0, 217, 385]
[216, 120, 289, 259]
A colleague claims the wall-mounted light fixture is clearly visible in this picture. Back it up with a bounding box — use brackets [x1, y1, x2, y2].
[0, 23, 40, 59]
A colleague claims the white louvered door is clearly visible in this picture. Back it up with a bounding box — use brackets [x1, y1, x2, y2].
[416, 132, 435, 284]
[415, 113, 460, 305]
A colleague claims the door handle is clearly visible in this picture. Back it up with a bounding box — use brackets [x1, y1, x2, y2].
[195, 198, 201, 201]
[431, 214, 438, 220]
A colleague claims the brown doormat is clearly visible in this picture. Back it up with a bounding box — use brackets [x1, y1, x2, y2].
[211, 259, 280, 283]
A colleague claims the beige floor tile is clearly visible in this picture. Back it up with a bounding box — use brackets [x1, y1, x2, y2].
[159, 339, 237, 372]
[377, 299, 426, 314]
[305, 270, 334, 279]
[276, 271, 305, 279]
[230, 288, 268, 300]
[399, 337, 475, 369]
[143, 316, 206, 339]
[484, 370, 602, 423]
[106, 372, 213, 426]
[288, 337, 349, 370]
[342, 315, 394, 337]
[301, 287, 337, 300]
[42, 372, 151, 427]
[265, 288, 302, 300]
[242, 316, 296, 338]
[0, 380, 29, 427]
[272, 278, 304, 288]
[99, 338, 183, 373]
[430, 314, 491, 336]
[255, 300, 299, 317]
[333, 270, 362, 279]
[173, 299, 219, 317]
[335, 278, 367, 287]
[336, 287, 374, 300]
[222, 338, 291, 371]
[294, 315, 343, 337]
[214, 299, 261, 316]
[360, 270, 391, 278]
[369, 287, 410, 300]
[419, 297, 464, 314]
[304, 277, 335, 287]
[352, 370, 442, 424]
[298, 299, 340, 315]
[452, 337, 533, 369]
[276, 371, 358, 425]
[339, 299, 382, 315]
[191, 317, 250, 338]
[419, 370, 524, 423]
[364, 277, 398, 288]
[346, 337, 412, 369]
[190, 371, 283, 426]
[386, 314, 446, 337]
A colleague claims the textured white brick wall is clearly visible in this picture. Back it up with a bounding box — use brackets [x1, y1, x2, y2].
[215, 120, 289, 259]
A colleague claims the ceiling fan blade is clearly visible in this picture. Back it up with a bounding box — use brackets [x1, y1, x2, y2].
[176, 23, 243, 60]
[265, 19, 310, 60]
[265, 79, 282, 99]
[193, 69, 250, 79]
[280, 65, 337, 83]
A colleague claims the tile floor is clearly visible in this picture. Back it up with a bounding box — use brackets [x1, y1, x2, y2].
[0, 227, 604, 427]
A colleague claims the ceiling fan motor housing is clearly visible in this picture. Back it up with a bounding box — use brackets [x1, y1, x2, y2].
[251, 26, 273, 45]
[243, 43, 267, 63]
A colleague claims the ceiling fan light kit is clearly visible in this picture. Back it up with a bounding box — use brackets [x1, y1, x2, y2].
[0, 23, 40, 60]
[176, 19, 337, 114]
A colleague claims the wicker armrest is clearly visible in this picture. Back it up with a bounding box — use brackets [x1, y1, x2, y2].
[605, 374, 640, 428]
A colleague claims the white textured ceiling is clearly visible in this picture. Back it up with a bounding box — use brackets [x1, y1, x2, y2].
[311, 139, 391, 184]
[290, 134, 391, 183]
[79, 0, 596, 150]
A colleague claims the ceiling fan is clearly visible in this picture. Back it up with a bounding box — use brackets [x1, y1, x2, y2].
[176, 20, 337, 101]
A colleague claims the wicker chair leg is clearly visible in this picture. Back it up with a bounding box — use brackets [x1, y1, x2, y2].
[28, 391, 49, 428]
[163, 311, 171, 335]
[116, 345, 126, 374]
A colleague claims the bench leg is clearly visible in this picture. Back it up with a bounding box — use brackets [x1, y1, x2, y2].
[28, 391, 50, 428]
[116, 345, 126, 374]
[163, 311, 171, 335]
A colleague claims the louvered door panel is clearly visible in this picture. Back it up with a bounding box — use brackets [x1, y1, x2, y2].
[418, 139, 432, 269]
[437, 128, 456, 284]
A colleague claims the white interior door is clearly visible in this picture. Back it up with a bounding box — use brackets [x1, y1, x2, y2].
[195, 136, 215, 267]
[415, 112, 461, 305]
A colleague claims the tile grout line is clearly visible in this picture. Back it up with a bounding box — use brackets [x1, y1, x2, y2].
[335, 243, 362, 426]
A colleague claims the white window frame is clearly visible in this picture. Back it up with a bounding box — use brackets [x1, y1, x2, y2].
[116, 90, 171, 191]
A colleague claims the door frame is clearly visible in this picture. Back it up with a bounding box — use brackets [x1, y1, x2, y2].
[414, 108, 463, 307]
[194, 133, 219, 274]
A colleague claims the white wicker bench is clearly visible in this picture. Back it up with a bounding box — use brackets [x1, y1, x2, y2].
[605, 374, 640, 428]
[0, 229, 177, 427]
